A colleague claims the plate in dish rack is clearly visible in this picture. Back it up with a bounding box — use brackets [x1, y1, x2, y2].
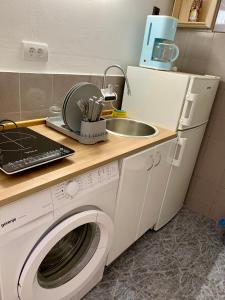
[63, 83, 102, 133]
[62, 82, 87, 125]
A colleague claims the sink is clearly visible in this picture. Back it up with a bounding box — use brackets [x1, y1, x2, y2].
[106, 118, 159, 137]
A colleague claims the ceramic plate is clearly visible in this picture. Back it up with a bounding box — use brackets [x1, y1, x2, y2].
[62, 82, 88, 125]
[64, 83, 102, 132]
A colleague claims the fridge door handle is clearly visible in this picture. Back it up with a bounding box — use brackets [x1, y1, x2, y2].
[180, 94, 199, 127]
[172, 138, 187, 167]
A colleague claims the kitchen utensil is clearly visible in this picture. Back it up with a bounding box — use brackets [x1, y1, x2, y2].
[88, 98, 95, 121]
[91, 101, 100, 122]
[77, 99, 88, 121]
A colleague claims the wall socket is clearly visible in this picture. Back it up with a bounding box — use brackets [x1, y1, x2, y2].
[23, 41, 48, 62]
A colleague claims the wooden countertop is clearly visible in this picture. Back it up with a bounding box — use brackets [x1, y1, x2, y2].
[0, 123, 176, 207]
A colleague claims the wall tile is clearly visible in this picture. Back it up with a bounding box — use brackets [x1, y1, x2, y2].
[191, 133, 209, 178]
[53, 74, 91, 108]
[20, 73, 53, 113]
[182, 57, 207, 75]
[185, 176, 216, 217]
[90, 75, 103, 89]
[184, 31, 214, 62]
[20, 109, 54, 121]
[209, 33, 225, 64]
[175, 29, 189, 56]
[197, 137, 225, 185]
[206, 34, 225, 80]
[206, 59, 225, 81]
[1, 72, 125, 121]
[210, 187, 225, 221]
[209, 81, 225, 119]
[0, 72, 20, 114]
[0, 112, 20, 122]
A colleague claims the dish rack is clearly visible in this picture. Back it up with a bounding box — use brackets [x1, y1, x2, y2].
[46, 116, 108, 145]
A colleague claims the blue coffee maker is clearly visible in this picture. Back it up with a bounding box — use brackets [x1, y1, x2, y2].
[139, 16, 179, 71]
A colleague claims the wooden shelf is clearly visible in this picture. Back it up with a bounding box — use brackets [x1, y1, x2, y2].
[172, 0, 220, 29]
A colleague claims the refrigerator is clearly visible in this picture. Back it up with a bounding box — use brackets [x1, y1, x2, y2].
[122, 66, 220, 230]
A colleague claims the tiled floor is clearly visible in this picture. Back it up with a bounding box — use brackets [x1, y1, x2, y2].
[84, 208, 225, 300]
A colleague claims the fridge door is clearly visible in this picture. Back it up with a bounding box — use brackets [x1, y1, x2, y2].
[154, 124, 207, 230]
[122, 66, 190, 131]
[178, 76, 219, 130]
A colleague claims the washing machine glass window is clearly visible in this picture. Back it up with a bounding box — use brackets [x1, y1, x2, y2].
[37, 222, 100, 289]
[18, 210, 114, 300]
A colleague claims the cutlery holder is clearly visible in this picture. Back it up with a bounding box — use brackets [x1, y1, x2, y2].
[80, 118, 107, 138]
[46, 116, 108, 145]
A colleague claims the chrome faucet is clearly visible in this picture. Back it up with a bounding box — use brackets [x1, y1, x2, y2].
[101, 64, 131, 101]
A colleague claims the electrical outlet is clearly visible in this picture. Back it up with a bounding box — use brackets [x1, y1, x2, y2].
[23, 41, 48, 62]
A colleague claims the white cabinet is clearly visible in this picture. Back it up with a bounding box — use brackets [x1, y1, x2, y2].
[137, 140, 176, 239]
[107, 138, 176, 265]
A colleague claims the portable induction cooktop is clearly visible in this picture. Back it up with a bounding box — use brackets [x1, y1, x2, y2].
[0, 127, 75, 175]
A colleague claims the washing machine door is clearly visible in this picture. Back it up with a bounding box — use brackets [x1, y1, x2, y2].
[18, 210, 113, 300]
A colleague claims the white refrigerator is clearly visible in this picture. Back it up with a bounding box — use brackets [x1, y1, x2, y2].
[122, 66, 220, 230]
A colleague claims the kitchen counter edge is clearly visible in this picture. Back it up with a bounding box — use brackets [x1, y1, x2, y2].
[0, 123, 177, 207]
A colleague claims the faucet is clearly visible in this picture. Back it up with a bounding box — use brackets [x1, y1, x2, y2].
[101, 64, 131, 101]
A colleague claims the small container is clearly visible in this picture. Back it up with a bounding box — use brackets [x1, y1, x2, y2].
[80, 118, 107, 138]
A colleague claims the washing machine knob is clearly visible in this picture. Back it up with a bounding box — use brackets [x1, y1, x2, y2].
[65, 181, 79, 197]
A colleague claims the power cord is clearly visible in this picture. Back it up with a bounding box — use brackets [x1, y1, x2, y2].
[0, 119, 18, 132]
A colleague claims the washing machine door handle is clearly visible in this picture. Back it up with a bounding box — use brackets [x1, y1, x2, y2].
[18, 210, 113, 300]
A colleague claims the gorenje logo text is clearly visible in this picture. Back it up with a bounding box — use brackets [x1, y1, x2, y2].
[1, 218, 16, 228]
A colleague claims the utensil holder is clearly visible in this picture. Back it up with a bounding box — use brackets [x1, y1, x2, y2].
[46, 116, 108, 145]
[80, 119, 106, 138]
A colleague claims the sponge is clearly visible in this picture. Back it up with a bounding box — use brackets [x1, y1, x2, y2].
[112, 109, 127, 118]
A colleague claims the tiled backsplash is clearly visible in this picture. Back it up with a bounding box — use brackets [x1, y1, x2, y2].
[0, 72, 125, 122]
[175, 29, 225, 221]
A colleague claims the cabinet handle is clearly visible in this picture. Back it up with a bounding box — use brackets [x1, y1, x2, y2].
[172, 138, 187, 167]
[154, 151, 161, 167]
[147, 155, 154, 171]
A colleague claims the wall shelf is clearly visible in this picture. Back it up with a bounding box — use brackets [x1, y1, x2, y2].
[172, 0, 221, 29]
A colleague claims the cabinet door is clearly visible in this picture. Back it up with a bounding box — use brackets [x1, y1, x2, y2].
[137, 139, 177, 239]
[155, 126, 206, 230]
[107, 147, 154, 265]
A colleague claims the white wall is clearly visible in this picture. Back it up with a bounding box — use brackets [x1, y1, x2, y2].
[0, 0, 173, 74]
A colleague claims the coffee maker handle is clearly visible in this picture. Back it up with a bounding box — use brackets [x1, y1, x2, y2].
[170, 44, 179, 62]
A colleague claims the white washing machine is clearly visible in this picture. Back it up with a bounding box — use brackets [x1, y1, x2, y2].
[0, 161, 119, 300]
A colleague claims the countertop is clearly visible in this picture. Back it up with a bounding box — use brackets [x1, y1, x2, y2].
[0, 123, 176, 207]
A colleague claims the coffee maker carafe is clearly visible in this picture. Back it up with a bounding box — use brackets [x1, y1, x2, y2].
[139, 16, 179, 71]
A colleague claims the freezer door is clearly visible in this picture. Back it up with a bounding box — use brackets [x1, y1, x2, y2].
[179, 76, 219, 130]
[155, 124, 207, 230]
[122, 66, 190, 131]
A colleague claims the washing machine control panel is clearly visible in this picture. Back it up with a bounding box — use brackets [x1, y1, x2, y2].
[64, 181, 80, 197]
[52, 161, 119, 207]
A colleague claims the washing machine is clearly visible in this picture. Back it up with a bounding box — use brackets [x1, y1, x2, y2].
[0, 161, 119, 300]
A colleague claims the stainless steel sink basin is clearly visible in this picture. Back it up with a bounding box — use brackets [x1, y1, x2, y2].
[106, 118, 159, 137]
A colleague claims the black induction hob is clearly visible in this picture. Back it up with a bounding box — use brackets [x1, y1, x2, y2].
[0, 127, 75, 175]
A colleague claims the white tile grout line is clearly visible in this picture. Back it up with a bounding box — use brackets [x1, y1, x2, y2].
[18, 73, 22, 121]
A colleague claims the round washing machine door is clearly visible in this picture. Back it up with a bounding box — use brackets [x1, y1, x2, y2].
[18, 210, 113, 300]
